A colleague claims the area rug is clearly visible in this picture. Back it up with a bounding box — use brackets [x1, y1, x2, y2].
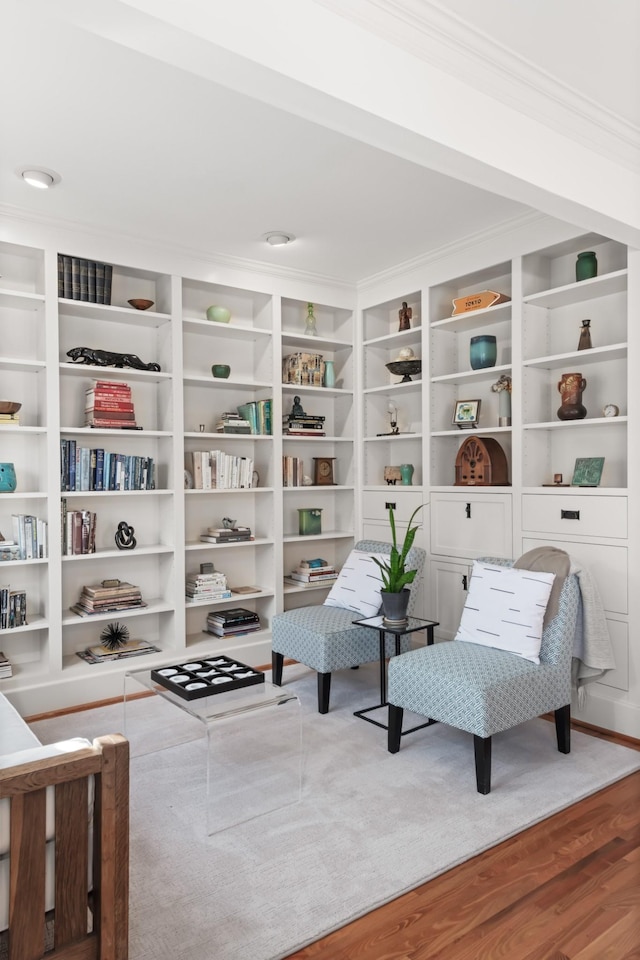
[29, 663, 640, 960]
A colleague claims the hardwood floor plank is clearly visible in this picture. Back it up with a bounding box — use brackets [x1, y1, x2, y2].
[284, 769, 640, 960]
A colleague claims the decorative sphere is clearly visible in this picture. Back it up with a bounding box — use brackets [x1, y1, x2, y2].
[396, 347, 416, 361]
[206, 305, 231, 323]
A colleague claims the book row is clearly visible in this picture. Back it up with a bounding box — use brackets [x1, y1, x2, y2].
[188, 451, 255, 489]
[0, 515, 48, 561]
[58, 254, 113, 304]
[60, 442, 156, 491]
[282, 456, 305, 487]
[61, 503, 97, 555]
[0, 587, 27, 629]
[236, 400, 272, 435]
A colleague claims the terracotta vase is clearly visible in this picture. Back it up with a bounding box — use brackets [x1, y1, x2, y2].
[557, 372, 587, 421]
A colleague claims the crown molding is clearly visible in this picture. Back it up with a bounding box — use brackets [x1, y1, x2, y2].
[0, 204, 355, 292]
[314, 0, 640, 170]
[357, 209, 550, 292]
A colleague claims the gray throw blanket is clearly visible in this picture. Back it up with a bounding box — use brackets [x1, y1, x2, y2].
[514, 546, 615, 707]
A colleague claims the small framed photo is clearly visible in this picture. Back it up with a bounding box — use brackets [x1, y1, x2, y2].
[571, 457, 604, 487]
[452, 399, 481, 428]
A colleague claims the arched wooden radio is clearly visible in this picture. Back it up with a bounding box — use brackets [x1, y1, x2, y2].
[454, 436, 510, 486]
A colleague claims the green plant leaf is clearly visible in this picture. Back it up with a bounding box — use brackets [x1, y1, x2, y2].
[371, 504, 423, 592]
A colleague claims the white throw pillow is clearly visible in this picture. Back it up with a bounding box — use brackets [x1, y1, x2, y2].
[323, 550, 387, 618]
[455, 561, 555, 664]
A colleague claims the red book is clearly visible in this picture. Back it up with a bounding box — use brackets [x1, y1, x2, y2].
[86, 404, 135, 414]
[86, 409, 136, 420]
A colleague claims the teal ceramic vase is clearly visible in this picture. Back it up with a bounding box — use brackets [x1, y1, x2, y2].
[0, 463, 17, 492]
[211, 364, 231, 378]
[470, 335, 497, 370]
[400, 463, 414, 485]
[323, 360, 336, 387]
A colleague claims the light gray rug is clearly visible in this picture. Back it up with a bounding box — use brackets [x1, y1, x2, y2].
[30, 663, 640, 960]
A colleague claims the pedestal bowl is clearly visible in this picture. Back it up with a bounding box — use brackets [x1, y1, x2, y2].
[385, 360, 422, 383]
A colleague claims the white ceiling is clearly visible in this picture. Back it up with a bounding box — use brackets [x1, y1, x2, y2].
[2, 0, 639, 284]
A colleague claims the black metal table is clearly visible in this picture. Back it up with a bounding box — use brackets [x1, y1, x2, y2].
[352, 614, 439, 734]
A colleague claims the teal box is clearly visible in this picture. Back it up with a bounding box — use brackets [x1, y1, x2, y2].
[298, 508, 322, 536]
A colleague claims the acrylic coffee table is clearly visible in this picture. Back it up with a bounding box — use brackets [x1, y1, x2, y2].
[124, 656, 302, 835]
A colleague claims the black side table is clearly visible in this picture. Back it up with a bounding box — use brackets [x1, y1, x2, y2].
[352, 615, 439, 735]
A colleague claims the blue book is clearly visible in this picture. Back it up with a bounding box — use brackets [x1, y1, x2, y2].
[68, 439, 77, 492]
[94, 448, 105, 491]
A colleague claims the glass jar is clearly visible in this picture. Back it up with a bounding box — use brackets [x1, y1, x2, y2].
[469, 335, 497, 370]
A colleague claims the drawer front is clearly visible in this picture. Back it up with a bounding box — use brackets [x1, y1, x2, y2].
[522, 495, 627, 539]
[430, 493, 512, 559]
[522, 537, 627, 615]
[362, 490, 424, 523]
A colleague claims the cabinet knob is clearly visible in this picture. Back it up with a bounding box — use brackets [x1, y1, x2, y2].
[462, 574, 468, 590]
[385, 502, 396, 511]
[561, 509, 580, 520]
[465, 502, 471, 519]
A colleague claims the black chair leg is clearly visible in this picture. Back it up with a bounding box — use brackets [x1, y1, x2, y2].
[388, 705, 403, 753]
[555, 704, 571, 754]
[317, 672, 331, 714]
[474, 735, 492, 794]
[272, 651, 284, 686]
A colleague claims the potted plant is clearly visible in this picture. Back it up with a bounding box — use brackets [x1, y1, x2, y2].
[372, 504, 423, 625]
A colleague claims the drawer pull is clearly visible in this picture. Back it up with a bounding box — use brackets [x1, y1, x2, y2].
[385, 502, 396, 511]
[561, 509, 580, 520]
[465, 503, 471, 519]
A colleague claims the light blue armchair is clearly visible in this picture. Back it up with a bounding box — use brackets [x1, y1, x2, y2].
[387, 557, 580, 793]
[272, 540, 426, 713]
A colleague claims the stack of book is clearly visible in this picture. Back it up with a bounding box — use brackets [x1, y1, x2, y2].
[283, 414, 326, 437]
[0, 411, 19, 426]
[204, 607, 261, 637]
[216, 411, 252, 434]
[282, 455, 304, 486]
[0, 587, 27, 629]
[70, 581, 146, 617]
[57, 254, 113, 304]
[284, 557, 338, 588]
[85, 380, 138, 429]
[0, 651, 13, 678]
[186, 570, 232, 603]
[76, 638, 160, 665]
[61, 502, 96, 555]
[200, 525, 254, 544]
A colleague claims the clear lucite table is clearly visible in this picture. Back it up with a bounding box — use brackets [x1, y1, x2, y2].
[124, 658, 302, 835]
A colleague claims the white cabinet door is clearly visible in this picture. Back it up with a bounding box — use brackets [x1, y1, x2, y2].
[430, 492, 512, 559]
[429, 558, 471, 641]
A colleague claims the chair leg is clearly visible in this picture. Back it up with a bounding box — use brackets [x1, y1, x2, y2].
[555, 704, 571, 754]
[388, 705, 403, 753]
[271, 651, 284, 686]
[317, 672, 331, 714]
[474, 735, 492, 794]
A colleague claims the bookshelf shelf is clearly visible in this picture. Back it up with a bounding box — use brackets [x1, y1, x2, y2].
[61, 598, 174, 627]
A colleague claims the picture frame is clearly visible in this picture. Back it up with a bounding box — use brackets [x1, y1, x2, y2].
[452, 399, 481, 428]
[571, 457, 604, 487]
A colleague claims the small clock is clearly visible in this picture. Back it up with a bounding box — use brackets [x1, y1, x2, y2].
[313, 457, 336, 486]
[602, 403, 620, 418]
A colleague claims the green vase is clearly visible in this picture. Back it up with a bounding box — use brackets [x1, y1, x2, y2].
[576, 251, 597, 282]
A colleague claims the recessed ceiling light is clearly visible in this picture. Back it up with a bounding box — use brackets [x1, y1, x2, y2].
[17, 167, 61, 189]
[264, 231, 295, 246]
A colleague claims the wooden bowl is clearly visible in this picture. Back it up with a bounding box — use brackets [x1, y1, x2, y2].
[128, 298, 154, 311]
[0, 401, 21, 415]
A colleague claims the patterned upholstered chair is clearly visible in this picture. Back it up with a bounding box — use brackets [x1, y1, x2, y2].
[386, 557, 580, 793]
[272, 539, 426, 713]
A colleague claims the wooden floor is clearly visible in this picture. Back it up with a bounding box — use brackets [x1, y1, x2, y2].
[285, 728, 640, 960]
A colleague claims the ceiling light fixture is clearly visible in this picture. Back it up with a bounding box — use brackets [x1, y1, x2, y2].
[264, 231, 295, 246]
[18, 167, 61, 189]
